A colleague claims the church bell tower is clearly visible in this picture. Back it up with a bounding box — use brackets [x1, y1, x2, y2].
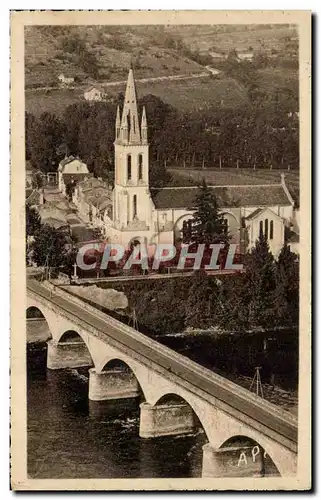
[113, 67, 151, 241]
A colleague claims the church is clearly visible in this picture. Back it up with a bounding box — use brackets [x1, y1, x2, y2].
[103, 68, 298, 256]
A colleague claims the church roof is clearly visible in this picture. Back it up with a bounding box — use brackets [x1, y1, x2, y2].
[245, 207, 283, 221]
[151, 184, 291, 210]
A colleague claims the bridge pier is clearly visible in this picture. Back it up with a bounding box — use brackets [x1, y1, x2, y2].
[139, 402, 196, 438]
[47, 339, 92, 370]
[202, 443, 265, 478]
[88, 368, 140, 401]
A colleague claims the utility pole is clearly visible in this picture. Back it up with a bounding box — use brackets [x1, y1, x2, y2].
[129, 308, 139, 331]
[250, 366, 264, 398]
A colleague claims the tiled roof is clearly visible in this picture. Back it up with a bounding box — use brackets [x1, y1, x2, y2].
[151, 184, 291, 210]
[42, 217, 68, 230]
[244, 208, 264, 220]
[59, 155, 76, 168]
[80, 178, 106, 192]
[26, 189, 40, 206]
[84, 86, 105, 94]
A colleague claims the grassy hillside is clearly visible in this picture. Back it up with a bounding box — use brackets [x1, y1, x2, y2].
[25, 26, 204, 88]
[167, 24, 298, 54]
[25, 24, 298, 115]
[25, 75, 249, 116]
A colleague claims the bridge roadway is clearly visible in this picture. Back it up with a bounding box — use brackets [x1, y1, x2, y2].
[27, 279, 297, 450]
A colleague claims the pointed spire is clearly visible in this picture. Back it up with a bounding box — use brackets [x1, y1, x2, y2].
[141, 106, 148, 144]
[119, 68, 141, 144]
[115, 105, 121, 140]
[141, 106, 147, 127]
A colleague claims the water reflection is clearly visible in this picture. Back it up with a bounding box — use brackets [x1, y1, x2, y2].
[27, 344, 206, 479]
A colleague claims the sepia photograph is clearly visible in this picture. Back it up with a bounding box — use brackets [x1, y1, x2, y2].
[10, 10, 311, 491]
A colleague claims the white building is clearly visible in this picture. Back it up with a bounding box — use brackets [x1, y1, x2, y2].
[237, 52, 254, 62]
[58, 73, 75, 85]
[84, 86, 106, 102]
[106, 68, 299, 257]
[58, 156, 89, 196]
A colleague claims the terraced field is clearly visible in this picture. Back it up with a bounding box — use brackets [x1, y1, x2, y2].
[25, 74, 248, 117]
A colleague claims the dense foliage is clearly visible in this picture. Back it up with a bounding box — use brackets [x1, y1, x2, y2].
[93, 240, 298, 336]
[26, 205, 41, 237]
[30, 224, 73, 270]
[25, 79, 299, 181]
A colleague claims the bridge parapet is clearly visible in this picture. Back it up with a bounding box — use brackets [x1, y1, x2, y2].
[32, 281, 297, 429]
[27, 279, 298, 476]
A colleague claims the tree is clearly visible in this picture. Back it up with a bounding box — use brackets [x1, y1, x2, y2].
[244, 233, 276, 329]
[28, 112, 65, 173]
[216, 274, 250, 333]
[273, 244, 299, 326]
[185, 270, 219, 329]
[26, 205, 41, 237]
[31, 224, 72, 271]
[31, 172, 44, 189]
[190, 179, 227, 245]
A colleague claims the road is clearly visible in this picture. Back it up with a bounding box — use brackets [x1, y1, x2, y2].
[73, 268, 244, 285]
[26, 71, 211, 93]
[27, 279, 297, 448]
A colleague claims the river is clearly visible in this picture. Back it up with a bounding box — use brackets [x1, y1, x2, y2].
[27, 345, 207, 479]
[27, 322, 297, 478]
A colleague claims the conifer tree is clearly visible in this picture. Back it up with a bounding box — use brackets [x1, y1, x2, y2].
[273, 244, 299, 326]
[190, 179, 227, 245]
[244, 233, 276, 329]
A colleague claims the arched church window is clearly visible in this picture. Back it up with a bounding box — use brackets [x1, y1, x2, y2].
[138, 154, 143, 180]
[127, 155, 132, 181]
[133, 195, 137, 219]
[270, 220, 274, 240]
[259, 220, 263, 237]
[264, 218, 269, 238]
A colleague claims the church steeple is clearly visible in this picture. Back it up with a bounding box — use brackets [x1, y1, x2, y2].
[141, 106, 148, 145]
[118, 67, 141, 144]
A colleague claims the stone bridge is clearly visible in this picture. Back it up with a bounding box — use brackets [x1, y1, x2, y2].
[27, 279, 298, 478]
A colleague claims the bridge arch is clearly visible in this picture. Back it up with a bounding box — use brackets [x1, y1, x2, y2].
[152, 391, 210, 442]
[26, 306, 45, 319]
[25, 299, 61, 339]
[218, 435, 280, 476]
[213, 424, 295, 477]
[26, 305, 52, 343]
[58, 330, 87, 344]
[56, 328, 94, 365]
[100, 357, 149, 400]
